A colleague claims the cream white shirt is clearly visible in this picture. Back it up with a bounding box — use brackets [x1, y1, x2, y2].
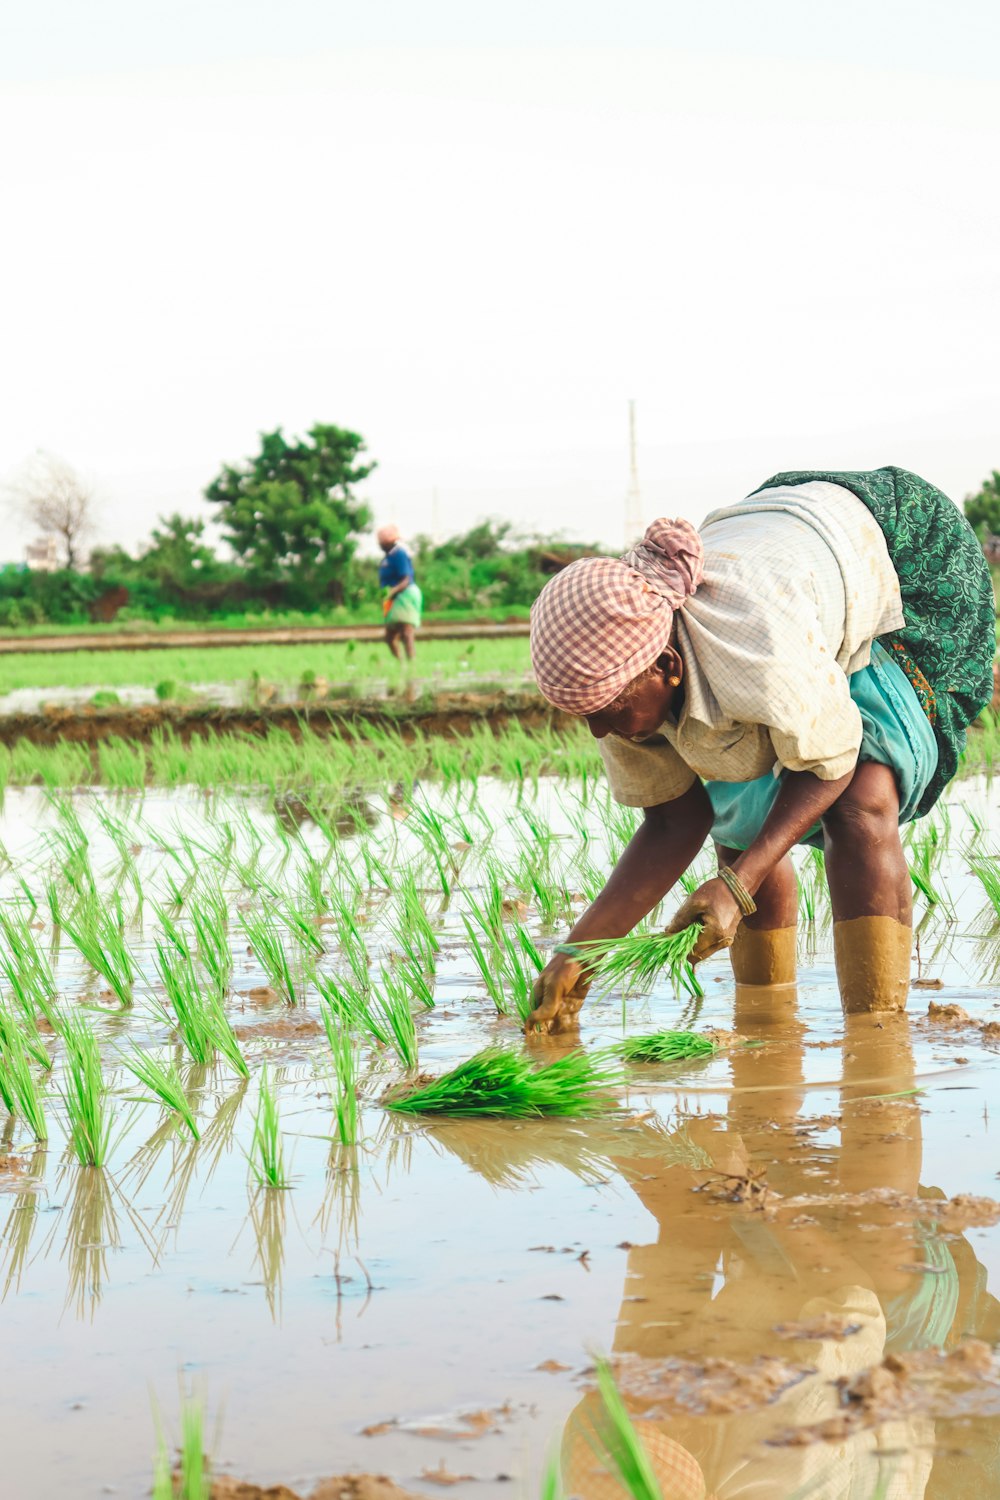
[599, 482, 905, 807]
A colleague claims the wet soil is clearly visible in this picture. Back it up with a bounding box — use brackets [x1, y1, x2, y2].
[0, 692, 568, 748]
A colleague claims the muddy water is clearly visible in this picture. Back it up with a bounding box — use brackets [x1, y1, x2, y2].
[0, 781, 998, 1496]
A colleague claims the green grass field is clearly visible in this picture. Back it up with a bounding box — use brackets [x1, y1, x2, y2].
[0, 637, 533, 699]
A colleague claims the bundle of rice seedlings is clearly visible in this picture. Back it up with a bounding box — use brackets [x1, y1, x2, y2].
[577, 924, 704, 1000]
[616, 1031, 718, 1065]
[385, 1045, 619, 1118]
[125, 1049, 200, 1140]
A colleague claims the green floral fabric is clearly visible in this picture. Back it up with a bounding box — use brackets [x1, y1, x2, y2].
[752, 467, 996, 816]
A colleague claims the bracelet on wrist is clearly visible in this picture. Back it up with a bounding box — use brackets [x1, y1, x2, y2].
[552, 942, 584, 959]
[717, 864, 757, 916]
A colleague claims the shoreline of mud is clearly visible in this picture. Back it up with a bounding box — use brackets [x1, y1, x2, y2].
[0, 690, 573, 747]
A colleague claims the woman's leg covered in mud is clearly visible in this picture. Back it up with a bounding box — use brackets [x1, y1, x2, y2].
[385, 624, 403, 660]
[821, 760, 912, 1012]
[717, 844, 797, 985]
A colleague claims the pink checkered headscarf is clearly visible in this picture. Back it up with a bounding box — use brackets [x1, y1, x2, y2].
[530, 518, 704, 714]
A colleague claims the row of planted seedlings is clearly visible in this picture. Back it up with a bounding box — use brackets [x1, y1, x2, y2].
[1, 706, 999, 794]
[0, 770, 994, 1211]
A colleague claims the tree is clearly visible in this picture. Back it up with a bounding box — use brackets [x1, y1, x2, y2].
[965, 472, 1000, 540]
[7, 453, 95, 568]
[204, 425, 375, 605]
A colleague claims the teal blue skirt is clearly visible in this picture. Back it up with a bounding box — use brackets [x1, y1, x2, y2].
[706, 643, 939, 851]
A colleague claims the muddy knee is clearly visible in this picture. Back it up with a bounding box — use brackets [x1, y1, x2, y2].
[730, 925, 797, 986]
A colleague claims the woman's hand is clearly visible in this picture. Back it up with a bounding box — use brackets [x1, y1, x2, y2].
[524, 953, 592, 1034]
[665, 876, 743, 962]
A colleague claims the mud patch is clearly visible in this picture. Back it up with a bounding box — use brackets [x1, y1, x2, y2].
[234, 1016, 323, 1041]
[211, 1477, 418, 1500]
[768, 1340, 1000, 1446]
[609, 1352, 813, 1417]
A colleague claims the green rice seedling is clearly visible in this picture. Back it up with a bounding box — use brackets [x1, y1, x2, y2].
[124, 1049, 200, 1140]
[970, 855, 1000, 926]
[616, 1030, 717, 1064]
[238, 908, 304, 1003]
[585, 1356, 664, 1500]
[60, 1013, 113, 1167]
[91, 802, 145, 905]
[501, 923, 545, 1024]
[276, 896, 326, 957]
[390, 870, 440, 971]
[154, 937, 248, 1079]
[399, 953, 435, 1009]
[0, 1021, 48, 1140]
[462, 914, 509, 1013]
[385, 1045, 618, 1117]
[407, 802, 457, 897]
[322, 1012, 360, 1146]
[189, 883, 233, 998]
[0, 907, 60, 1029]
[361, 969, 419, 1070]
[577, 925, 704, 1001]
[54, 890, 135, 1007]
[152, 1386, 211, 1500]
[315, 969, 366, 1027]
[540, 1451, 563, 1500]
[248, 1069, 291, 1189]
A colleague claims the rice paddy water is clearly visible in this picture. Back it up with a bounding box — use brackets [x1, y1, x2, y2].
[0, 740, 999, 1495]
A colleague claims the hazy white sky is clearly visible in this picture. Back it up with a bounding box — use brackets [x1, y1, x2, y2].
[2, 0, 999, 556]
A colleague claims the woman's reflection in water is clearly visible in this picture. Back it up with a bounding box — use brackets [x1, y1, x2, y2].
[561, 984, 1000, 1499]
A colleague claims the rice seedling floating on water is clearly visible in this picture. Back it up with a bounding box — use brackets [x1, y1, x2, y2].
[577, 924, 704, 1000]
[124, 1049, 200, 1140]
[616, 1031, 718, 1065]
[385, 1045, 619, 1118]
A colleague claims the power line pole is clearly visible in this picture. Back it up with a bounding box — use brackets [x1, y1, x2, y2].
[624, 398, 643, 548]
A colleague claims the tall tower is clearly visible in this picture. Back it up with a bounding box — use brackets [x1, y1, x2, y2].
[624, 399, 643, 548]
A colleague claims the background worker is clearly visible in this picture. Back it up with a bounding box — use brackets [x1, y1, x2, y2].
[526, 467, 994, 1033]
[377, 523, 423, 661]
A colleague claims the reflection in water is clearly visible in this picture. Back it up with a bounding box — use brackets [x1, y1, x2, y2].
[0, 1151, 47, 1300]
[245, 1185, 287, 1322]
[553, 987, 1000, 1497]
[314, 1144, 362, 1254]
[41, 1163, 157, 1321]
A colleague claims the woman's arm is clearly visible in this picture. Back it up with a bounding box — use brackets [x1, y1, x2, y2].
[525, 780, 714, 1033]
[666, 765, 854, 958]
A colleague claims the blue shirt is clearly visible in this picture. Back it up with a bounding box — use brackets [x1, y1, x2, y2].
[378, 544, 415, 589]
